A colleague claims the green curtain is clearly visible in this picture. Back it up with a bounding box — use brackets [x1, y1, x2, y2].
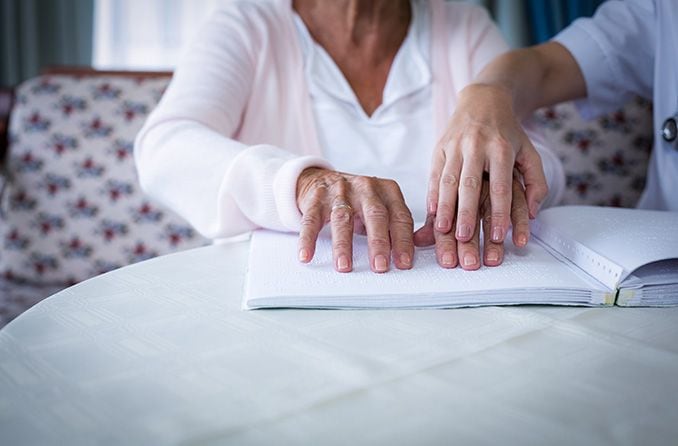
[0, 0, 94, 87]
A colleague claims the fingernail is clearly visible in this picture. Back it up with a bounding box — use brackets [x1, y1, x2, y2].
[299, 248, 310, 262]
[374, 254, 388, 272]
[517, 234, 528, 247]
[442, 252, 455, 267]
[457, 224, 472, 239]
[491, 226, 503, 242]
[463, 253, 477, 267]
[436, 217, 450, 231]
[486, 249, 499, 263]
[400, 253, 411, 267]
[428, 201, 437, 214]
[337, 255, 350, 271]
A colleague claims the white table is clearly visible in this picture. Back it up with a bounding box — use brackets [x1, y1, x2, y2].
[1, 240, 677, 446]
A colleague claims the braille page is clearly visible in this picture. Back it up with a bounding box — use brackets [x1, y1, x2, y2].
[532, 206, 678, 289]
[242, 229, 608, 310]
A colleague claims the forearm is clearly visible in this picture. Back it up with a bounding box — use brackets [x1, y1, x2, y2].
[135, 119, 331, 238]
[466, 42, 587, 119]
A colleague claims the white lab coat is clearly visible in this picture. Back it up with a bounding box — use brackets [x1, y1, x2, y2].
[554, 0, 678, 211]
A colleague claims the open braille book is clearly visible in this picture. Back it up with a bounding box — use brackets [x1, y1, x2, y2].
[242, 206, 678, 310]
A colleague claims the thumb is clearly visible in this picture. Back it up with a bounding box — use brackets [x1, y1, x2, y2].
[413, 214, 436, 247]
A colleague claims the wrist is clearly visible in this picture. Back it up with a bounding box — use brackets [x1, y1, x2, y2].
[459, 83, 513, 106]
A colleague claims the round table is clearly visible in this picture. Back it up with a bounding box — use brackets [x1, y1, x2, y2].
[1, 241, 677, 445]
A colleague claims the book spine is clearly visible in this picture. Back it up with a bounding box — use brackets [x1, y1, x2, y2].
[531, 220, 625, 290]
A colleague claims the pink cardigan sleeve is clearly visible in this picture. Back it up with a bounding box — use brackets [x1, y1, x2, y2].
[134, 5, 331, 239]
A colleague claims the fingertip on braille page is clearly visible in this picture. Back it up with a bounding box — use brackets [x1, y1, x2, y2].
[442, 252, 455, 267]
[517, 234, 528, 247]
[374, 254, 388, 272]
[337, 254, 351, 272]
[486, 249, 499, 263]
[463, 253, 477, 267]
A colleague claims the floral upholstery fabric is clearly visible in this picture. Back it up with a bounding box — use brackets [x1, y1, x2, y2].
[535, 97, 653, 208]
[0, 75, 209, 289]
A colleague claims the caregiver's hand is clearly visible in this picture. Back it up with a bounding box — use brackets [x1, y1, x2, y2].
[414, 174, 530, 270]
[296, 167, 414, 273]
[426, 84, 548, 248]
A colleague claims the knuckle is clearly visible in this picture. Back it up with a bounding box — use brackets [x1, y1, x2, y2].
[394, 237, 414, 249]
[382, 178, 399, 191]
[308, 185, 327, 202]
[352, 175, 374, 191]
[333, 240, 352, 252]
[492, 137, 514, 155]
[435, 238, 455, 252]
[459, 133, 478, 150]
[368, 237, 390, 251]
[301, 212, 322, 227]
[364, 203, 388, 220]
[462, 175, 481, 190]
[514, 222, 530, 233]
[331, 208, 352, 224]
[441, 173, 458, 186]
[437, 203, 453, 216]
[490, 180, 511, 196]
[391, 208, 413, 225]
[393, 216, 414, 230]
[491, 211, 509, 223]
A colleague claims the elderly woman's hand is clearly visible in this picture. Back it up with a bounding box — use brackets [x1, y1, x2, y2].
[296, 167, 414, 273]
[414, 173, 530, 269]
[424, 84, 548, 253]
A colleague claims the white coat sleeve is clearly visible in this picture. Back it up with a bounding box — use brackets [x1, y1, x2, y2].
[553, 0, 656, 119]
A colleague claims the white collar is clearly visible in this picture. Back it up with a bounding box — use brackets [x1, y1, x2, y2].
[292, 0, 431, 118]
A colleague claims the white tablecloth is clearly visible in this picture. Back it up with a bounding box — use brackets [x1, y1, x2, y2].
[1, 241, 677, 445]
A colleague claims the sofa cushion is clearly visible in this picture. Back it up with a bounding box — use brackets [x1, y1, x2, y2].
[535, 97, 653, 208]
[1, 75, 209, 285]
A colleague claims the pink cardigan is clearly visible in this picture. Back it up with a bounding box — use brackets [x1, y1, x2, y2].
[135, 0, 561, 238]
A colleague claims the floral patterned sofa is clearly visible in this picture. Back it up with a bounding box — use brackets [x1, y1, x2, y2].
[0, 70, 653, 327]
[0, 70, 209, 326]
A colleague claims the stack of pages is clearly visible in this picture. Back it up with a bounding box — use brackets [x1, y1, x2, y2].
[243, 206, 678, 309]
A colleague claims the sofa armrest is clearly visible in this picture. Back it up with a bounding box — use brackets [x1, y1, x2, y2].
[42, 65, 172, 78]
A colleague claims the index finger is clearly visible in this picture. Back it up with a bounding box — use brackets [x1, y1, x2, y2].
[298, 202, 325, 263]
